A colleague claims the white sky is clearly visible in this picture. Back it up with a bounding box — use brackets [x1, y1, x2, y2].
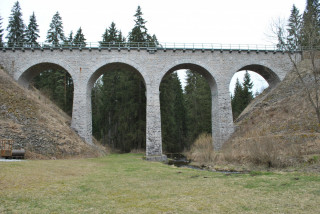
[0, 0, 306, 93]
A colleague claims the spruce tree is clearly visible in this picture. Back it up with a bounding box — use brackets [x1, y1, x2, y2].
[6, 1, 25, 47]
[128, 6, 153, 45]
[241, 71, 254, 109]
[46, 12, 65, 46]
[33, 69, 73, 115]
[160, 72, 187, 152]
[160, 73, 179, 152]
[231, 78, 244, 120]
[0, 16, 4, 47]
[184, 70, 211, 147]
[231, 72, 254, 120]
[100, 22, 124, 47]
[64, 31, 73, 46]
[287, 5, 302, 50]
[25, 12, 40, 47]
[73, 27, 86, 47]
[301, 0, 320, 47]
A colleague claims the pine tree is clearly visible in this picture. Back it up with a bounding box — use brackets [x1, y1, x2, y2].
[92, 69, 146, 152]
[160, 72, 187, 152]
[33, 70, 73, 115]
[100, 22, 124, 47]
[151, 34, 159, 46]
[6, 1, 25, 47]
[46, 12, 65, 46]
[25, 12, 40, 47]
[287, 5, 302, 50]
[0, 16, 4, 47]
[231, 78, 244, 120]
[160, 73, 179, 152]
[241, 71, 254, 109]
[301, 0, 320, 47]
[107, 22, 118, 42]
[64, 31, 73, 46]
[184, 70, 211, 147]
[231, 72, 254, 120]
[73, 27, 86, 47]
[128, 6, 153, 46]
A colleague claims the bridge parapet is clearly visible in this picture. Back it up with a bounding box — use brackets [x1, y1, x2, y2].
[0, 42, 301, 53]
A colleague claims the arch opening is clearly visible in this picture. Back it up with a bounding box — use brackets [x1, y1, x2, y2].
[229, 64, 279, 121]
[20, 62, 74, 116]
[160, 63, 217, 153]
[237, 64, 280, 88]
[90, 62, 146, 152]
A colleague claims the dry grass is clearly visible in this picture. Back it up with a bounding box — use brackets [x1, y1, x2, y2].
[222, 134, 320, 167]
[185, 133, 216, 164]
[0, 154, 320, 214]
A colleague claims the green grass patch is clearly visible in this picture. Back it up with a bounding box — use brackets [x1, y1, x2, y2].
[0, 154, 320, 213]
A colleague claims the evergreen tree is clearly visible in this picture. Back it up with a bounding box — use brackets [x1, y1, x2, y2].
[0, 16, 4, 47]
[73, 27, 86, 47]
[6, 1, 25, 47]
[172, 73, 187, 152]
[287, 5, 302, 50]
[25, 12, 40, 47]
[241, 71, 254, 109]
[151, 34, 159, 46]
[184, 70, 211, 147]
[100, 22, 125, 47]
[92, 69, 146, 152]
[46, 12, 65, 46]
[231, 78, 244, 120]
[160, 72, 187, 152]
[231, 71, 254, 120]
[33, 70, 73, 115]
[128, 6, 153, 46]
[301, 0, 320, 47]
[64, 31, 73, 46]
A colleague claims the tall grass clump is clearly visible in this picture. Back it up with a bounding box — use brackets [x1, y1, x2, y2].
[186, 133, 216, 164]
[222, 134, 320, 168]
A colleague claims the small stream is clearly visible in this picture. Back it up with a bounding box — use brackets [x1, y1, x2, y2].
[166, 153, 245, 174]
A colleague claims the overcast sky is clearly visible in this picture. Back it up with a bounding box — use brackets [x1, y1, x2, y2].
[0, 0, 306, 93]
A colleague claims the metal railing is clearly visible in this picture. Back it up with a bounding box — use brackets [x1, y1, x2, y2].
[0, 42, 306, 52]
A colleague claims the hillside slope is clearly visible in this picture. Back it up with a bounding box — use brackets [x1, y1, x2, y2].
[0, 68, 106, 159]
[222, 59, 320, 168]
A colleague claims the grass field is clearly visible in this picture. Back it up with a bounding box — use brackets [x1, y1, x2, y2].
[0, 154, 320, 214]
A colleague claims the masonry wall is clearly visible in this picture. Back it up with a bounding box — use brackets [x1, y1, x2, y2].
[0, 48, 293, 159]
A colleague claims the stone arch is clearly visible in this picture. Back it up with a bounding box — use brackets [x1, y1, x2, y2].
[88, 59, 147, 92]
[17, 60, 73, 88]
[233, 63, 281, 88]
[159, 62, 222, 150]
[160, 62, 217, 92]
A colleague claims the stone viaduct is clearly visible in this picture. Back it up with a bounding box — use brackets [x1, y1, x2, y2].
[0, 45, 293, 161]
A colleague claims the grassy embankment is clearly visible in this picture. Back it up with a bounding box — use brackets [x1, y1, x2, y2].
[1, 154, 320, 214]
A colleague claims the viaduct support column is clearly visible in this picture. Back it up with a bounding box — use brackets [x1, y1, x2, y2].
[71, 81, 93, 145]
[145, 85, 167, 161]
[212, 83, 234, 150]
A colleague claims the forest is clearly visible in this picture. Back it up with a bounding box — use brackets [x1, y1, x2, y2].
[0, 1, 254, 153]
